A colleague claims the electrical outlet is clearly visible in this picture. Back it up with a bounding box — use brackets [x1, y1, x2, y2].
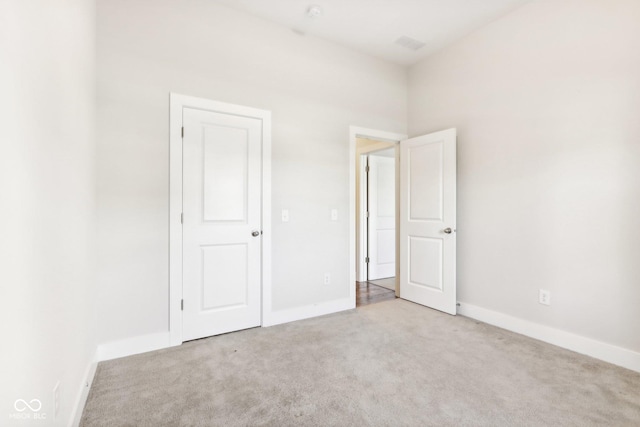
[331, 209, 338, 221]
[53, 381, 60, 419]
[539, 289, 551, 306]
[323, 273, 331, 285]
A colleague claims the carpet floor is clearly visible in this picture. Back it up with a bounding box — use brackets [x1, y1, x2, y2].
[81, 299, 640, 426]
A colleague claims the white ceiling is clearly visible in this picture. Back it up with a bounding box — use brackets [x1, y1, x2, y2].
[214, 0, 531, 66]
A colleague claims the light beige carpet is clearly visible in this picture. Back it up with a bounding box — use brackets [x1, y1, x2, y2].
[81, 299, 640, 426]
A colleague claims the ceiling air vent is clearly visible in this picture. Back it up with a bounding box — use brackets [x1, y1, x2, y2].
[395, 36, 426, 51]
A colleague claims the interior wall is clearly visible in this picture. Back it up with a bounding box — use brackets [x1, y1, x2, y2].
[96, 0, 407, 344]
[408, 0, 640, 352]
[0, 0, 97, 425]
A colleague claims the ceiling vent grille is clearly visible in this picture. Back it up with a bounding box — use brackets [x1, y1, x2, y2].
[395, 36, 426, 51]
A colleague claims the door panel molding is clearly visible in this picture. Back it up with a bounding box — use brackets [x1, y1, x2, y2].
[169, 93, 271, 346]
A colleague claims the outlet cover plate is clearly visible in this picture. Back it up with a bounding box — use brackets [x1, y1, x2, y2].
[539, 289, 551, 306]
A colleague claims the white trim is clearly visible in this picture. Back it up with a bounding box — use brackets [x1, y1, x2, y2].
[458, 302, 640, 373]
[349, 127, 407, 294]
[169, 93, 272, 345]
[169, 94, 183, 346]
[358, 153, 367, 282]
[71, 352, 98, 427]
[351, 126, 408, 144]
[261, 108, 273, 336]
[97, 332, 172, 362]
[262, 297, 354, 327]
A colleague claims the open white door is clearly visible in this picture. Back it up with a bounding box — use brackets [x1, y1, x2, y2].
[400, 129, 456, 314]
[367, 152, 396, 280]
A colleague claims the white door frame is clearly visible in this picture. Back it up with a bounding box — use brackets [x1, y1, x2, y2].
[169, 93, 271, 346]
[350, 126, 407, 297]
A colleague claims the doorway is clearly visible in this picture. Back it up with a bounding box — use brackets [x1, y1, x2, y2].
[357, 145, 396, 306]
[351, 127, 407, 306]
[365, 148, 396, 282]
[350, 126, 458, 313]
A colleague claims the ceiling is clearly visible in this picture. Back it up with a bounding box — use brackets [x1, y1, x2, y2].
[214, 0, 531, 66]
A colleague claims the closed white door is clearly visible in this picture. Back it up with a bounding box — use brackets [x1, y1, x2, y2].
[182, 107, 262, 341]
[400, 129, 457, 314]
[367, 152, 396, 280]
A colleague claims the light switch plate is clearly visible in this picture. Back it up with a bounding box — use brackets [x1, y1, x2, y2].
[281, 209, 289, 222]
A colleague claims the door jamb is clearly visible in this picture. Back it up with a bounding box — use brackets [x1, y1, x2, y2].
[350, 126, 407, 300]
[169, 93, 272, 346]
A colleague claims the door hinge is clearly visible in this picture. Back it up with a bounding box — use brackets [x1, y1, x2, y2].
[365, 257, 370, 263]
[181, 299, 184, 311]
[366, 211, 369, 218]
[181, 127, 184, 138]
[181, 213, 183, 224]
[365, 165, 370, 173]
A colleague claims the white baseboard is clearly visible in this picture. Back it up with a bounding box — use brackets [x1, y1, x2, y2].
[457, 302, 640, 373]
[96, 332, 172, 362]
[96, 298, 356, 361]
[263, 297, 354, 327]
[70, 351, 97, 427]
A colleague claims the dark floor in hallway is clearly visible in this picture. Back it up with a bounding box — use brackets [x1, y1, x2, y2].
[355, 281, 396, 307]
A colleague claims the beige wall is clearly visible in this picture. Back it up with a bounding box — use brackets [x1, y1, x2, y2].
[96, 0, 407, 343]
[409, 0, 640, 352]
[0, 0, 97, 425]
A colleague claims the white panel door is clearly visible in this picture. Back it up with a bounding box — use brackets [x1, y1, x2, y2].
[367, 153, 395, 280]
[182, 107, 262, 341]
[400, 129, 456, 314]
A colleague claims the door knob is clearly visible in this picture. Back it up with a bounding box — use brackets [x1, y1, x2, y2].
[443, 228, 453, 234]
[251, 231, 261, 237]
